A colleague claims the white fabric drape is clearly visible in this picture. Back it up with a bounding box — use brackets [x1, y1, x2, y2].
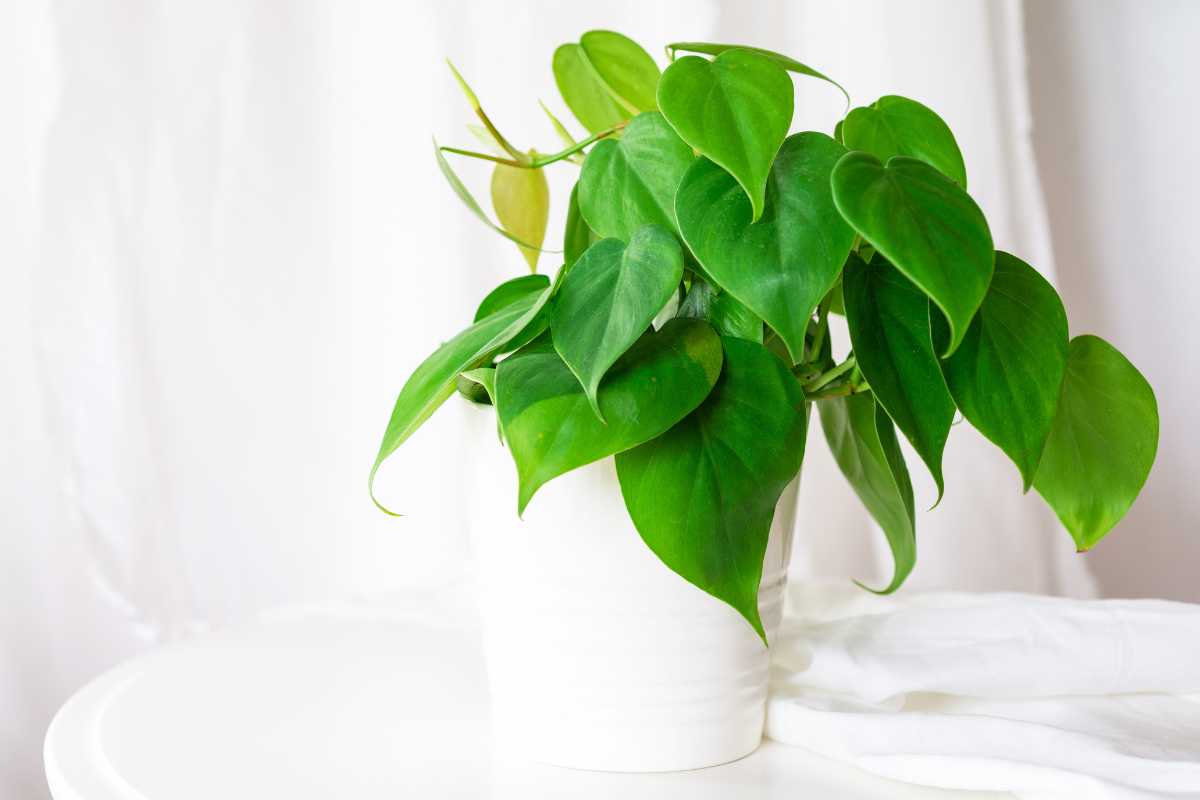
[4, 1, 1105, 796]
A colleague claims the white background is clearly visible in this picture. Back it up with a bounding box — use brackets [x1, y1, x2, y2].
[3, 1, 1198, 797]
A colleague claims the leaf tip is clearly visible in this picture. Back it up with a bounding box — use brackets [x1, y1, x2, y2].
[445, 59, 481, 110]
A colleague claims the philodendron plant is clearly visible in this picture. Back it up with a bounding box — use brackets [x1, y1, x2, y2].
[371, 31, 1159, 641]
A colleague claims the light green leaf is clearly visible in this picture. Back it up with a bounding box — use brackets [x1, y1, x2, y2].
[842, 95, 967, 187]
[1034, 336, 1158, 551]
[831, 152, 994, 356]
[819, 392, 916, 594]
[473, 274, 550, 322]
[459, 366, 496, 403]
[677, 278, 764, 344]
[658, 49, 793, 222]
[937, 252, 1068, 489]
[666, 41, 848, 106]
[538, 100, 582, 157]
[844, 255, 955, 500]
[616, 337, 807, 641]
[370, 285, 553, 513]
[563, 183, 594, 269]
[497, 318, 722, 514]
[551, 227, 685, 418]
[553, 43, 628, 134]
[491, 159, 549, 271]
[580, 30, 660, 113]
[578, 111, 695, 241]
[676, 132, 856, 362]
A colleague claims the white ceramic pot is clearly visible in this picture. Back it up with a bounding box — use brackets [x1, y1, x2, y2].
[467, 407, 798, 772]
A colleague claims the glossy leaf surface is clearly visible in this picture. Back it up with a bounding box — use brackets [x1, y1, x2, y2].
[473, 274, 550, 322]
[831, 153, 994, 356]
[666, 41, 848, 106]
[563, 183, 594, 269]
[370, 286, 553, 512]
[553, 43, 628, 134]
[677, 133, 856, 362]
[615, 337, 807, 641]
[578, 111, 695, 241]
[819, 392, 916, 593]
[658, 50, 793, 222]
[842, 96, 967, 187]
[551, 227, 685, 417]
[677, 278, 763, 343]
[844, 256, 954, 499]
[1034, 336, 1158, 551]
[580, 30, 660, 112]
[937, 252, 1068, 488]
[491, 160, 550, 271]
[497, 319, 722, 514]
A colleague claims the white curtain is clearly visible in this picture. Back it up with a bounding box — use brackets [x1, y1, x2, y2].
[3, 1, 1100, 796]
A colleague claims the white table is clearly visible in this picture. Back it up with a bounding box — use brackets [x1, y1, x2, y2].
[45, 607, 1011, 799]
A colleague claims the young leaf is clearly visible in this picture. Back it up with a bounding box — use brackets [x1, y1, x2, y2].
[553, 43, 628, 134]
[1034, 336, 1158, 551]
[551, 227, 685, 418]
[579, 30, 661, 113]
[819, 393, 916, 594]
[563, 183, 594, 269]
[370, 285, 553, 513]
[658, 49, 793, 222]
[459, 366, 497, 404]
[577, 111, 695, 241]
[491, 160, 549, 271]
[831, 153, 994, 356]
[666, 41, 849, 107]
[937, 252, 1068, 488]
[843, 255, 955, 500]
[473, 274, 550, 322]
[538, 100, 582, 156]
[677, 277, 763, 343]
[842, 96, 967, 187]
[615, 336, 808, 642]
[676, 133, 856, 363]
[497, 319, 722, 514]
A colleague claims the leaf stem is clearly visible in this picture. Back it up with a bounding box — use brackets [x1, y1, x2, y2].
[528, 122, 625, 168]
[805, 382, 868, 401]
[439, 146, 524, 167]
[446, 60, 530, 165]
[804, 356, 857, 392]
[807, 297, 831, 362]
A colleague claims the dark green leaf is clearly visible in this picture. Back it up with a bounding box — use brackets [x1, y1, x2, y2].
[842, 96, 967, 187]
[937, 252, 1068, 488]
[615, 337, 807, 641]
[844, 255, 955, 500]
[551, 227, 685, 418]
[473, 274, 550, 322]
[553, 43, 629, 134]
[563, 183, 594, 269]
[831, 152, 994, 356]
[658, 50, 793, 222]
[580, 30, 660, 113]
[497, 318, 722, 514]
[819, 392, 916, 593]
[578, 111, 695, 241]
[666, 41, 849, 106]
[677, 278, 763, 343]
[677, 133, 856, 362]
[1034, 336, 1158, 551]
[370, 285, 553, 513]
[491, 160, 550, 271]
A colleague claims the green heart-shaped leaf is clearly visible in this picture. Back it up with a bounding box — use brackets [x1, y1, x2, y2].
[473, 274, 550, 322]
[615, 337, 807, 641]
[1034, 336, 1158, 551]
[677, 132, 856, 362]
[497, 318, 722, 514]
[580, 30, 660, 113]
[831, 152, 994, 356]
[578, 111, 695, 241]
[553, 43, 628, 134]
[666, 41, 848, 106]
[658, 49, 794, 222]
[819, 392, 916, 594]
[677, 278, 763, 343]
[842, 95, 967, 187]
[551, 226, 685, 418]
[491, 160, 550, 271]
[844, 255, 955, 500]
[937, 252, 1068, 489]
[370, 284, 553, 513]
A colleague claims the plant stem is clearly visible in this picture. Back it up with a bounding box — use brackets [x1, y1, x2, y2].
[804, 356, 856, 392]
[807, 297, 831, 362]
[439, 146, 524, 167]
[805, 382, 867, 401]
[528, 123, 625, 168]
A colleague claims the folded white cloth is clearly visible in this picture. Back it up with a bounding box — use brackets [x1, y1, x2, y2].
[766, 583, 1200, 800]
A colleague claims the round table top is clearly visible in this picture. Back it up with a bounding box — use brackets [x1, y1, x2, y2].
[45, 606, 1009, 800]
